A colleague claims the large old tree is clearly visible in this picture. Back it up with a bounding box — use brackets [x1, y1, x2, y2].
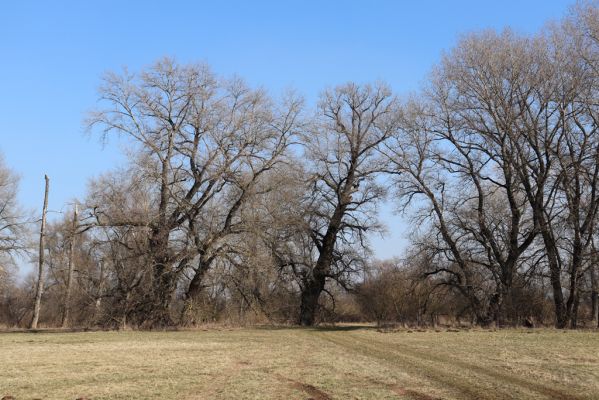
[296, 83, 399, 326]
[88, 58, 300, 327]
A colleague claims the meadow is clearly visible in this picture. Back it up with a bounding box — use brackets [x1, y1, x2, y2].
[1, 327, 598, 399]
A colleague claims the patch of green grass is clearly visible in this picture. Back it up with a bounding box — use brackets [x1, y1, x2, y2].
[0, 327, 597, 399]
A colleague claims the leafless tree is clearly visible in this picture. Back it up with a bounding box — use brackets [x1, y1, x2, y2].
[295, 83, 399, 326]
[384, 32, 547, 325]
[31, 175, 49, 329]
[385, 1, 599, 328]
[0, 155, 28, 290]
[87, 58, 301, 327]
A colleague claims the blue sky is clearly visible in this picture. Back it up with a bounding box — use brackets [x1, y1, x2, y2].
[0, 1, 571, 273]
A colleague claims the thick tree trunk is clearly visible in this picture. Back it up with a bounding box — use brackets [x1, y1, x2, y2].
[148, 284, 175, 326]
[486, 286, 501, 326]
[298, 203, 345, 326]
[487, 276, 514, 327]
[180, 258, 212, 325]
[149, 280, 175, 327]
[299, 269, 326, 326]
[144, 227, 176, 328]
[548, 261, 567, 328]
[186, 260, 210, 300]
[537, 211, 567, 328]
[61, 204, 78, 328]
[30, 175, 49, 330]
[296, 155, 357, 326]
[566, 239, 583, 329]
[570, 292, 580, 329]
[499, 274, 515, 327]
[148, 268, 176, 328]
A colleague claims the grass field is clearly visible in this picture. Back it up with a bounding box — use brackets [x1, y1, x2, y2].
[1, 327, 598, 400]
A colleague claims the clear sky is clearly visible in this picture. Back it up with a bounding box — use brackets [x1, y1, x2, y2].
[0, 0, 572, 275]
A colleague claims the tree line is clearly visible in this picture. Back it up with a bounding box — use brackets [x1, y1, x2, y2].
[1, 2, 598, 329]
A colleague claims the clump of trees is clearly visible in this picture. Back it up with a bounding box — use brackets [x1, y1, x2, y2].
[383, 2, 599, 328]
[1, 1, 598, 329]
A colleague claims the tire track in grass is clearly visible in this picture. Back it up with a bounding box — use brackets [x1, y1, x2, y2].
[391, 386, 443, 400]
[348, 332, 585, 400]
[273, 373, 332, 400]
[343, 331, 583, 400]
[313, 331, 491, 400]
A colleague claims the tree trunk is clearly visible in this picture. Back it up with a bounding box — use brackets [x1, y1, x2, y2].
[486, 287, 501, 326]
[298, 209, 344, 327]
[537, 211, 567, 328]
[61, 204, 78, 328]
[94, 260, 105, 315]
[299, 269, 326, 326]
[144, 226, 176, 328]
[548, 259, 567, 328]
[570, 291, 580, 329]
[186, 260, 210, 301]
[180, 259, 212, 325]
[297, 166, 355, 326]
[30, 175, 49, 329]
[498, 274, 515, 327]
[148, 268, 176, 328]
[566, 238, 583, 329]
[590, 264, 598, 328]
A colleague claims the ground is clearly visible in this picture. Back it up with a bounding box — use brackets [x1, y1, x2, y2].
[0, 326, 598, 399]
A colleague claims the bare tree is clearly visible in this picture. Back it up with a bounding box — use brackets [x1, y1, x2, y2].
[179, 91, 301, 324]
[31, 175, 49, 329]
[385, 2, 599, 328]
[0, 155, 28, 290]
[296, 83, 398, 326]
[384, 32, 546, 325]
[87, 58, 300, 327]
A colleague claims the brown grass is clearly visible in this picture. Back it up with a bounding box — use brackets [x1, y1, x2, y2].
[0, 327, 597, 399]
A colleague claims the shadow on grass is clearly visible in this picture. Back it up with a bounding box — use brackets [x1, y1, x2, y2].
[254, 324, 376, 332]
[0, 324, 377, 334]
[0, 327, 107, 335]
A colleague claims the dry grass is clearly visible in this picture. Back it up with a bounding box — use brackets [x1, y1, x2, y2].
[1, 327, 598, 399]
